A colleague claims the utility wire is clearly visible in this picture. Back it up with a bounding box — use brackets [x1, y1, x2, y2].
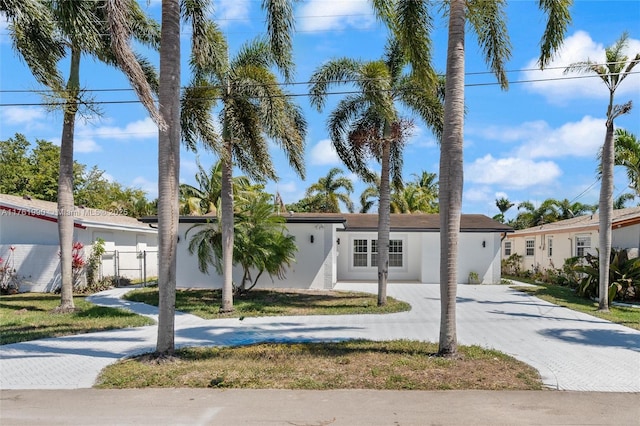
[1, 71, 638, 107]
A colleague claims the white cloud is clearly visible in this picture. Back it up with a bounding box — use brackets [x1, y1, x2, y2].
[466, 155, 562, 190]
[515, 116, 605, 159]
[297, 0, 375, 32]
[131, 176, 158, 199]
[309, 139, 341, 165]
[471, 116, 606, 160]
[2, 107, 46, 125]
[74, 138, 102, 153]
[522, 31, 640, 103]
[79, 117, 157, 141]
[215, 0, 251, 26]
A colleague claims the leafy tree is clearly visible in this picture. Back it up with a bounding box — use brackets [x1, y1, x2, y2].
[304, 168, 355, 213]
[5, 0, 161, 313]
[187, 190, 297, 295]
[376, 0, 572, 356]
[565, 31, 639, 311]
[550, 198, 597, 220]
[309, 38, 443, 306]
[0, 134, 31, 196]
[614, 193, 636, 209]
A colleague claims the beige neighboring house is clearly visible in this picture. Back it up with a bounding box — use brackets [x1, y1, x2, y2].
[502, 207, 640, 273]
[0, 193, 158, 292]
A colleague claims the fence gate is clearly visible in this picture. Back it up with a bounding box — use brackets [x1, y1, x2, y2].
[100, 250, 158, 285]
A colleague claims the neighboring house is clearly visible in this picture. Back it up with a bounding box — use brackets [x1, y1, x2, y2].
[139, 212, 512, 289]
[0, 193, 158, 292]
[503, 207, 640, 273]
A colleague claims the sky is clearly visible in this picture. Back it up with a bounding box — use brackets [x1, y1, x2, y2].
[1, 0, 639, 220]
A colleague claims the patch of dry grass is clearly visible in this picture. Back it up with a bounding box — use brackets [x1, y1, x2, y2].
[96, 340, 542, 391]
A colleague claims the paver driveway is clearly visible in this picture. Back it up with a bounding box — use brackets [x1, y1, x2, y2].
[1, 283, 638, 391]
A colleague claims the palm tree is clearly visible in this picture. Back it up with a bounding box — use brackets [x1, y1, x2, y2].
[565, 32, 639, 311]
[179, 160, 250, 215]
[309, 39, 443, 306]
[154, 0, 298, 354]
[614, 193, 636, 209]
[550, 198, 597, 220]
[181, 37, 305, 313]
[493, 197, 514, 223]
[373, 0, 570, 356]
[305, 168, 355, 213]
[614, 129, 640, 197]
[187, 190, 297, 295]
[5, 0, 161, 312]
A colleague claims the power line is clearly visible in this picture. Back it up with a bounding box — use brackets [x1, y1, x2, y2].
[1, 71, 637, 107]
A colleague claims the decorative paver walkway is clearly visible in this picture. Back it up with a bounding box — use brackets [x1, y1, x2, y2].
[1, 283, 639, 391]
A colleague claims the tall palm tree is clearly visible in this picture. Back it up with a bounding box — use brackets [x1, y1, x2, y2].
[181, 37, 306, 313]
[309, 39, 443, 306]
[154, 0, 298, 354]
[305, 168, 355, 213]
[5, 0, 161, 312]
[565, 32, 638, 311]
[377, 0, 570, 356]
[614, 129, 640, 197]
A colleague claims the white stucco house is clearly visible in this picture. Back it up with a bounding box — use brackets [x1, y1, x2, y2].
[139, 212, 512, 289]
[502, 207, 640, 273]
[0, 193, 158, 292]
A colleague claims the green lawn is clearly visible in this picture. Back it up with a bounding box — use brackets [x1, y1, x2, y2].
[0, 293, 155, 345]
[510, 282, 640, 331]
[124, 287, 411, 318]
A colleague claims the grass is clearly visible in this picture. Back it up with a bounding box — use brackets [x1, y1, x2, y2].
[509, 281, 640, 331]
[124, 287, 411, 318]
[96, 340, 543, 391]
[0, 293, 155, 345]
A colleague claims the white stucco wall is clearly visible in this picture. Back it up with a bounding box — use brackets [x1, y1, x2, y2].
[0, 213, 158, 291]
[175, 222, 339, 290]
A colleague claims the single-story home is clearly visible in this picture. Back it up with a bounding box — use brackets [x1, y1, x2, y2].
[0, 193, 159, 292]
[502, 207, 640, 273]
[139, 212, 513, 289]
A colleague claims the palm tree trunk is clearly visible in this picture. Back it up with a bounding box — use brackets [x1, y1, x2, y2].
[220, 139, 235, 312]
[598, 96, 615, 312]
[438, 0, 466, 357]
[56, 44, 81, 312]
[156, 0, 181, 355]
[377, 138, 391, 306]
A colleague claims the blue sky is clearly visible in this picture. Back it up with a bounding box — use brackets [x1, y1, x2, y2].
[1, 0, 639, 220]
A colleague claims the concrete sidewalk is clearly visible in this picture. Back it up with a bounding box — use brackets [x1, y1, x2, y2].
[1, 283, 639, 392]
[1, 388, 638, 426]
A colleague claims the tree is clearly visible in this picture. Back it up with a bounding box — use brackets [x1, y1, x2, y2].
[309, 38, 443, 306]
[187, 190, 297, 295]
[424, 0, 570, 356]
[550, 198, 597, 220]
[565, 32, 638, 311]
[181, 35, 305, 313]
[305, 168, 355, 213]
[493, 197, 514, 223]
[613, 129, 640, 197]
[5, 0, 161, 313]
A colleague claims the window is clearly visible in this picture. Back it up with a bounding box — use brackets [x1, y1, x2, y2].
[576, 235, 591, 257]
[389, 240, 403, 267]
[547, 238, 553, 257]
[504, 241, 512, 256]
[353, 239, 368, 267]
[525, 239, 535, 256]
[355, 239, 403, 268]
[371, 240, 378, 267]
